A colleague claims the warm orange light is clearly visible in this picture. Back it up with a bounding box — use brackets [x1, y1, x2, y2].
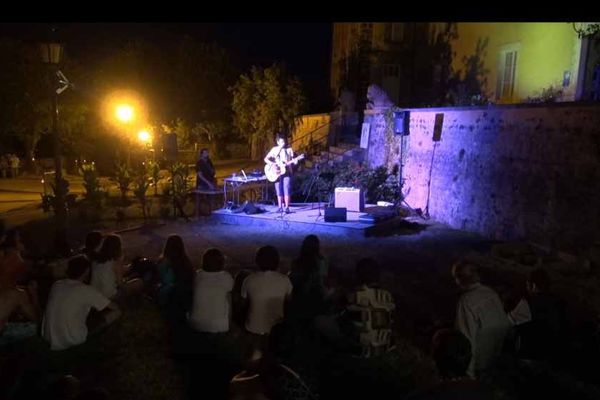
[115, 104, 135, 123]
[138, 130, 151, 143]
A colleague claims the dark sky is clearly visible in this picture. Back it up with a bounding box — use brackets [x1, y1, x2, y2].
[0, 22, 333, 112]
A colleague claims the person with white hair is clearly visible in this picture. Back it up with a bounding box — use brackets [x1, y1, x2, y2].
[452, 260, 510, 378]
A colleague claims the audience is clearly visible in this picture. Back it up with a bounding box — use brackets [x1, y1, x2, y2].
[1, 225, 595, 400]
[91, 234, 142, 300]
[189, 248, 234, 333]
[42, 255, 121, 351]
[407, 328, 492, 400]
[288, 235, 330, 323]
[507, 268, 566, 360]
[341, 257, 396, 357]
[156, 235, 195, 323]
[0, 280, 40, 346]
[81, 231, 103, 262]
[452, 260, 510, 378]
[0, 230, 30, 290]
[241, 245, 292, 352]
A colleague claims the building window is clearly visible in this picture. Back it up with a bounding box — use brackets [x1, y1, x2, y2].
[497, 45, 519, 100]
[391, 23, 403, 42]
[385, 23, 404, 43]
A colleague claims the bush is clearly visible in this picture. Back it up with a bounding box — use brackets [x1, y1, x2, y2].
[111, 162, 133, 205]
[80, 162, 104, 207]
[296, 160, 402, 204]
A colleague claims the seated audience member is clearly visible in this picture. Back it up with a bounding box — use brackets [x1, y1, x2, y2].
[189, 248, 234, 333]
[507, 268, 566, 360]
[288, 235, 330, 323]
[407, 329, 492, 400]
[91, 234, 142, 300]
[81, 231, 103, 261]
[43, 256, 121, 351]
[232, 269, 253, 328]
[0, 280, 40, 346]
[342, 257, 396, 357]
[0, 229, 30, 290]
[241, 246, 292, 340]
[452, 260, 510, 378]
[156, 235, 195, 318]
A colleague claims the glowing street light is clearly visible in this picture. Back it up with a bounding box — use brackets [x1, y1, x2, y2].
[115, 104, 135, 124]
[138, 129, 151, 143]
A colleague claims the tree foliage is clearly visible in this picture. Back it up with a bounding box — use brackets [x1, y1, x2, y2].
[231, 63, 308, 159]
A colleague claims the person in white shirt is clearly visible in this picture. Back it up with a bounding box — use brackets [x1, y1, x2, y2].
[264, 134, 297, 214]
[42, 256, 121, 351]
[91, 234, 142, 300]
[241, 246, 292, 337]
[452, 260, 510, 378]
[189, 248, 234, 333]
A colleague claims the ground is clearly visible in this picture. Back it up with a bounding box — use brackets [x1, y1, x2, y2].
[2, 164, 600, 399]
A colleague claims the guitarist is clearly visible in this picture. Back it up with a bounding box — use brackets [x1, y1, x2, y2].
[264, 133, 297, 213]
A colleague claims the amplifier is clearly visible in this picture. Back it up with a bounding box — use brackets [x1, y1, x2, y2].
[334, 187, 364, 212]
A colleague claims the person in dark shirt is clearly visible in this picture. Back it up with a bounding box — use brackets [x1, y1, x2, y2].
[195, 148, 216, 190]
[407, 328, 493, 400]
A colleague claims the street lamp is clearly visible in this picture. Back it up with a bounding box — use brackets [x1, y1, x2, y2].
[40, 41, 66, 218]
[116, 104, 135, 124]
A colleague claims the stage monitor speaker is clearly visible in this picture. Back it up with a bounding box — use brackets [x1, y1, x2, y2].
[394, 110, 410, 135]
[163, 133, 178, 160]
[324, 207, 347, 222]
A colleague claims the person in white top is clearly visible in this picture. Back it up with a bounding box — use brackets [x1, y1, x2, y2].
[241, 245, 293, 335]
[452, 260, 510, 378]
[189, 248, 234, 333]
[91, 234, 142, 300]
[42, 256, 121, 351]
[264, 134, 297, 214]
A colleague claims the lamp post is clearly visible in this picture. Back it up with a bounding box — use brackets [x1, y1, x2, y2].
[40, 41, 66, 218]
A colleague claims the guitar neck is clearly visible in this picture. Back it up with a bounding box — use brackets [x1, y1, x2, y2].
[283, 155, 303, 165]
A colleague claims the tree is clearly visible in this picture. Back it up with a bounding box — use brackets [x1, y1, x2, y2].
[0, 39, 49, 169]
[231, 63, 308, 159]
[0, 38, 91, 170]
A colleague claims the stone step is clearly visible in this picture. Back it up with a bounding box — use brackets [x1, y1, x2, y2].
[328, 146, 348, 155]
[337, 142, 359, 150]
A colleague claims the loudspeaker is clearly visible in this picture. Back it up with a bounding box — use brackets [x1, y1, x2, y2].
[433, 113, 444, 142]
[163, 133, 178, 160]
[324, 207, 347, 222]
[394, 110, 410, 135]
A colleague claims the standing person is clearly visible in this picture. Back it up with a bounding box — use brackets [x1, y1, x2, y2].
[195, 148, 217, 190]
[10, 154, 19, 178]
[0, 155, 8, 178]
[264, 134, 297, 214]
[452, 260, 510, 378]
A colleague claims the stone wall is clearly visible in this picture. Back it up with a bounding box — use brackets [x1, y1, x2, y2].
[364, 103, 600, 248]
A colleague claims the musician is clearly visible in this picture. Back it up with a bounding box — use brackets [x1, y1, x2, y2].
[264, 134, 296, 213]
[195, 148, 217, 190]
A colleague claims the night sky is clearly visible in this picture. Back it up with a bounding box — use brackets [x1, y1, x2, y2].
[0, 22, 333, 113]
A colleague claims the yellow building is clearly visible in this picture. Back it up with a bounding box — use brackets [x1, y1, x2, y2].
[331, 22, 599, 106]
